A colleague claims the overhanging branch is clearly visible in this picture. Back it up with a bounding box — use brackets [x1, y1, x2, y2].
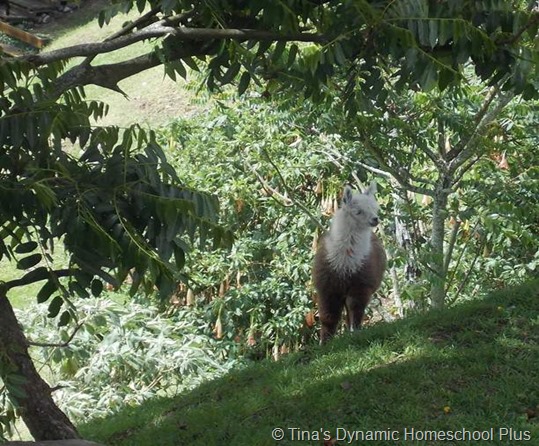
[23, 24, 326, 67]
[3, 268, 73, 291]
[50, 38, 217, 98]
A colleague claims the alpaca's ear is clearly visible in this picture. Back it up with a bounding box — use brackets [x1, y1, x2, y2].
[342, 185, 353, 205]
[364, 181, 377, 196]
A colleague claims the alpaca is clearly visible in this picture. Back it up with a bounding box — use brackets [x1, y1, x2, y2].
[313, 183, 386, 343]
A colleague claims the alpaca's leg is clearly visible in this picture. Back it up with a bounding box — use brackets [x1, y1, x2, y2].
[345, 289, 373, 331]
[318, 293, 344, 344]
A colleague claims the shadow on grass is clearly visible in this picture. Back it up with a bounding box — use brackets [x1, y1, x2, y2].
[37, 0, 112, 41]
[80, 280, 539, 445]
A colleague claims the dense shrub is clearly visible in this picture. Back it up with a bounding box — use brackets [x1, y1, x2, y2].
[16, 295, 236, 422]
[159, 95, 538, 345]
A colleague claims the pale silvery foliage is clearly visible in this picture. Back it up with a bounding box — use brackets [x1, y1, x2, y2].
[16, 297, 236, 421]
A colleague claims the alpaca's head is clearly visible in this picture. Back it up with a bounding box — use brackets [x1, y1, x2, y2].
[340, 183, 380, 230]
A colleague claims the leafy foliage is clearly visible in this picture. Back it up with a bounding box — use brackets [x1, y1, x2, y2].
[158, 98, 391, 356]
[0, 57, 232, 307]
[168, 0, 539, 103]
[14, 295, 236, 422]
[158, 90, 537, 352]
[0, 23, 230, 441]
[9, 0, 539, 106]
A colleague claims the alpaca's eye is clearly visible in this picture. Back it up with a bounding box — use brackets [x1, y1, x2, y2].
[356, 210, 362, 215]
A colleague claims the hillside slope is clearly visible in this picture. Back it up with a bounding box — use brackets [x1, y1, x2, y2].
[79, 280, 539, 446]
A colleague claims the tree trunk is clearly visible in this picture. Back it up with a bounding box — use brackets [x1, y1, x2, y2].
[429, 186, 450, 309]
[0, 292, 80, 441]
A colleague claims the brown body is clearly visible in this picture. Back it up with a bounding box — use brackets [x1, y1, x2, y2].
[313, 232, 386, 343]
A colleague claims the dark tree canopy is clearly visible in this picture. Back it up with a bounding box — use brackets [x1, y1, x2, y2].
[7, 0, 539, 102]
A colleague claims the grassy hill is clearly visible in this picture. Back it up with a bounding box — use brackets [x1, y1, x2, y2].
[79, 280, 539, 446]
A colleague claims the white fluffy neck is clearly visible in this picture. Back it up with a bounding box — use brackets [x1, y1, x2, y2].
[326, 209, 372, 275]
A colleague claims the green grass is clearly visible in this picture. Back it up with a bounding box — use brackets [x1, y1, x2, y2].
[79, 280, 539, 446]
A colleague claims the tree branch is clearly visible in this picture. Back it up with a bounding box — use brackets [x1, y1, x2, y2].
[448, 90, 514, 173]
[452, 153, 482, 188]
[3, 268, 73, 291]
[443, 219, 461, 276]
[496, 7, 539, 45]
[246, 155, 325, 231]
[385, 105, 445, 171]
[52, 51, 162, 96]
[23, 24, 326, 67]
[358, 131, 434, 195]
[27, 323, 84, 348]
[48, 36, 219, 97]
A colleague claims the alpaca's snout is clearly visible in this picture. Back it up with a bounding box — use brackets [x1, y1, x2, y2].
[370, 217, 379, 227]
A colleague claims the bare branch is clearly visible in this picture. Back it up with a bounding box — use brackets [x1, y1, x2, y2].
[246, 155, 324, 231]
[27, 323, 84, 348]
[355, 160, 392, 178]
[452, 153, 482, 188]
[443, 219, 461, 275]
[49, 37, 216, 97]
[448, 90, 514, 173]
[246, 162, 294, 206]
[52, 51, 162, 96]
[359, 131, 434, 196]
[105, 6, 168, 41]
[385, 105, 444, 170]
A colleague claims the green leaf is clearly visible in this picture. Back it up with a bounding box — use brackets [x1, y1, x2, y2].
[37, 280, 58, 304]
[417, 20, 428, 46]
[16, 253, 42, 270]
[136, 0, 145, 13]
[182, 57, 199, 72]
[418, 64, 437, 91]
[174, 60, 187, 80]
[438, 69, 454, 91]
[287, 44, 299, 66]
[333, 43, 347, 66]
[173, 245, 185, 270]
[221, 63, 241, 85]
[428, 20, 438, 48]
[238, 72, 251, 96]
[48, 295, 63, 318]
[91, 278, 104, 297]
[58, 310, 71, 327]
[70, 280, 90, 299]
[271, 41, 286, 62]
[14, 241, 38, 254]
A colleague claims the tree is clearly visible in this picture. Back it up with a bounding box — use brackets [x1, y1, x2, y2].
[0, 124, 232, 440]
[339, 80, 522, 308]
[1, 0, 538, 441]
[13, 0, 539, 101]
